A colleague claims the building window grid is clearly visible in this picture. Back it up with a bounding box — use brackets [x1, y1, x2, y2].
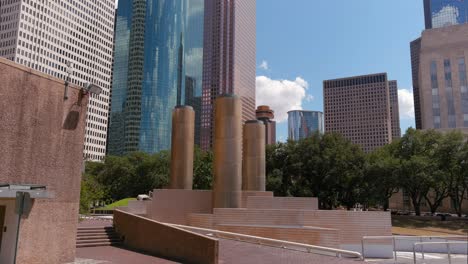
[431, 61, 441, 128]
[444, 59, 456, 128]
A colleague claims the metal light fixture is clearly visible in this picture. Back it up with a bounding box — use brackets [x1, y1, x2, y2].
[83, 82, 103, 96]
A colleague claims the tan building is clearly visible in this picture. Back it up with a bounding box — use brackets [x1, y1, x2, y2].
[0, 58, 88, 263]
[389, 191, 468, 215]
[412, 24, 468, 134]
[324, 73, 399, 152]
[255, 105, 276, 145]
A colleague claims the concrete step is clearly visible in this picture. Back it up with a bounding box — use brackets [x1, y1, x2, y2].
[76, 241, 120, 248]
[77, 235, 119, 240]
[76, 226, 122, 248]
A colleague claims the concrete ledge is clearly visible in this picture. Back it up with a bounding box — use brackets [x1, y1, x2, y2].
[217, 224, 340, 248]
[246, 196, 318, 210]
[114, 209, 219, 264]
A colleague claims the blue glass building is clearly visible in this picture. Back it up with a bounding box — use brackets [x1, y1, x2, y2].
[287, 110, 324, 141]
[108, 0, 204, 155]
[424, 0, 468, 29]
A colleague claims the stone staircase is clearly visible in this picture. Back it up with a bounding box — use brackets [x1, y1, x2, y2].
[76, 226, 122, 248]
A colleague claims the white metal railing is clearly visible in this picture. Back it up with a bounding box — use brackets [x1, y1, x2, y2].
[361, 235, 468, 262]
[413, 241, 468, 264]
[167, 223, 363, 260]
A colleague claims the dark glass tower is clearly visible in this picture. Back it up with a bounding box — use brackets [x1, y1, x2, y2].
[108, 0, 204, 155]
[424, 0, 468, 29]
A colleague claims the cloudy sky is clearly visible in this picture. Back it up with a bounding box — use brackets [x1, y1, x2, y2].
[256, 0, 423, 141]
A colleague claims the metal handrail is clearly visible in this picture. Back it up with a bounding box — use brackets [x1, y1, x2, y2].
[361, 235, 467, 262]
[167, 223, 363, 260]
[413, 241, 468, 264]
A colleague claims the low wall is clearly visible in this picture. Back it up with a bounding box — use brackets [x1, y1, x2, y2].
[114, 209, 219, 264]
[120, 200, 150, 215]
[147, 189, 212, 225]
[218, 224, 340, 248]
[246, 196, 318, 210]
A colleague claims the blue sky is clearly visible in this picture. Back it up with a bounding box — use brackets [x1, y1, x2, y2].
[255, 0, 424, 142]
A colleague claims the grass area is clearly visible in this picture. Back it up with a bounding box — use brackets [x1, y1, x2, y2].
[96, 198, 136, 210]
[392, 215, 468, 236]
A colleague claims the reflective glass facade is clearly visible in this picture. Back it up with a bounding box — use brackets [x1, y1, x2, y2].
[287, 111, 324, 141]
[108, 0, 204, 155]
[425, 0, 468, 29]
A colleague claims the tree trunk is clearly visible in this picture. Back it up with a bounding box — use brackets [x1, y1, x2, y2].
[411, 196, 421, 216]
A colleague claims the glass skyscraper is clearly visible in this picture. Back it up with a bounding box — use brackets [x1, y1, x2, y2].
[424, 0, 468, 29]
[108, 0, 204, 155]
[287, 110, 324, 141]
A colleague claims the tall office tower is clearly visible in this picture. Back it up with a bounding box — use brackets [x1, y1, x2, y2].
[411, 24, 468, 134]
[287, 110, 324, 141]
[411, 38, 423, 129]
[200, 0, 256, 150]
[255, 105, 276, 145]
[0, 0, 115, 161]
[108, 0, 205, 155]
[324, 73, 394, 153]
[424, 0, 468, 29]
[389, 80, 402, 139]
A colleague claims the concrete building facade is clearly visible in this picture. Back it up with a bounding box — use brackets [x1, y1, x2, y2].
[324, 73, 398, 153]
[412, 24, 468, 134]
[200, 0, 256, 150]
[255, 105, 276, 145]
[0, 58, 88, 264]
[287, 110, 324, 141]
[0, 0, 116, 161]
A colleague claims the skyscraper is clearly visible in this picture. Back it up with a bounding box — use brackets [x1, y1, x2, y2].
[200, 0, 256, 150]
[287, 110, 324, 141]
[410, 38, 423, 129]
[0, 0, 116, 161]
[389, 80, 402, 139]
[107, 0, 205, 155]
[411, 24, 468, 133]
[255, 105, 276, 145]
[324, 73, 397, 153]
[424, 0, 468, 29]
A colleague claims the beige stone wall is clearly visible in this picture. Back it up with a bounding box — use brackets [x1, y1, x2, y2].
[114, 210, 219, 264]
[0, 58, 88, 264]
[246, 196, 318, 210]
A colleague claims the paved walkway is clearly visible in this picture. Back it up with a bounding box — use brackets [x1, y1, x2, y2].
[74, 240, 361, 264]
[366, 252, 468, 264]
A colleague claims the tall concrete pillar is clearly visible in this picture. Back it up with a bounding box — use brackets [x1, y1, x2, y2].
[242, 120, 266, 191]
[169, 105, 195, 189]
[213, 94, 242, 208]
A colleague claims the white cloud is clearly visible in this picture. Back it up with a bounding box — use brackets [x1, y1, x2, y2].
[256, 76, 309, 122]
[258, 60, 269, 70]
[432, 5, 459, 28]
[398, 89, 415, 119]
[305, 94, 314, 102]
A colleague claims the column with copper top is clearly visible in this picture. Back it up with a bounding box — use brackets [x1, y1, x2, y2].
[213, 94, 242, 208]
[169, 105, 195, 189]
[242, 120, 266, 191]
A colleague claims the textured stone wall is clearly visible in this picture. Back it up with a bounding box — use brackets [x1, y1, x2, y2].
[0, 58, 88, 264]
[114, 210, 219, 264]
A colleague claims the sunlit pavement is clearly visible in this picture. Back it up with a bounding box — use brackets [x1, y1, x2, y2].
[366, 251, 468, 264]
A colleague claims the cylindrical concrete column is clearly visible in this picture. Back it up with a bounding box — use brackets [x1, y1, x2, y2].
[169, 105, 195, 189]
[213, 94, 242, 208]
[242, 120, 266, 191]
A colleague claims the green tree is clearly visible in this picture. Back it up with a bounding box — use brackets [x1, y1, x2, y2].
[193, 147, 214, 190]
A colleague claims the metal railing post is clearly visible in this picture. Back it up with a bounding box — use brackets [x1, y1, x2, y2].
[361, 238, 365, 261]
[393, 236, 397, 263]
[420, 237, 425, 260]
[447, 242, 452, 264]
[413, 243, 417, 264]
